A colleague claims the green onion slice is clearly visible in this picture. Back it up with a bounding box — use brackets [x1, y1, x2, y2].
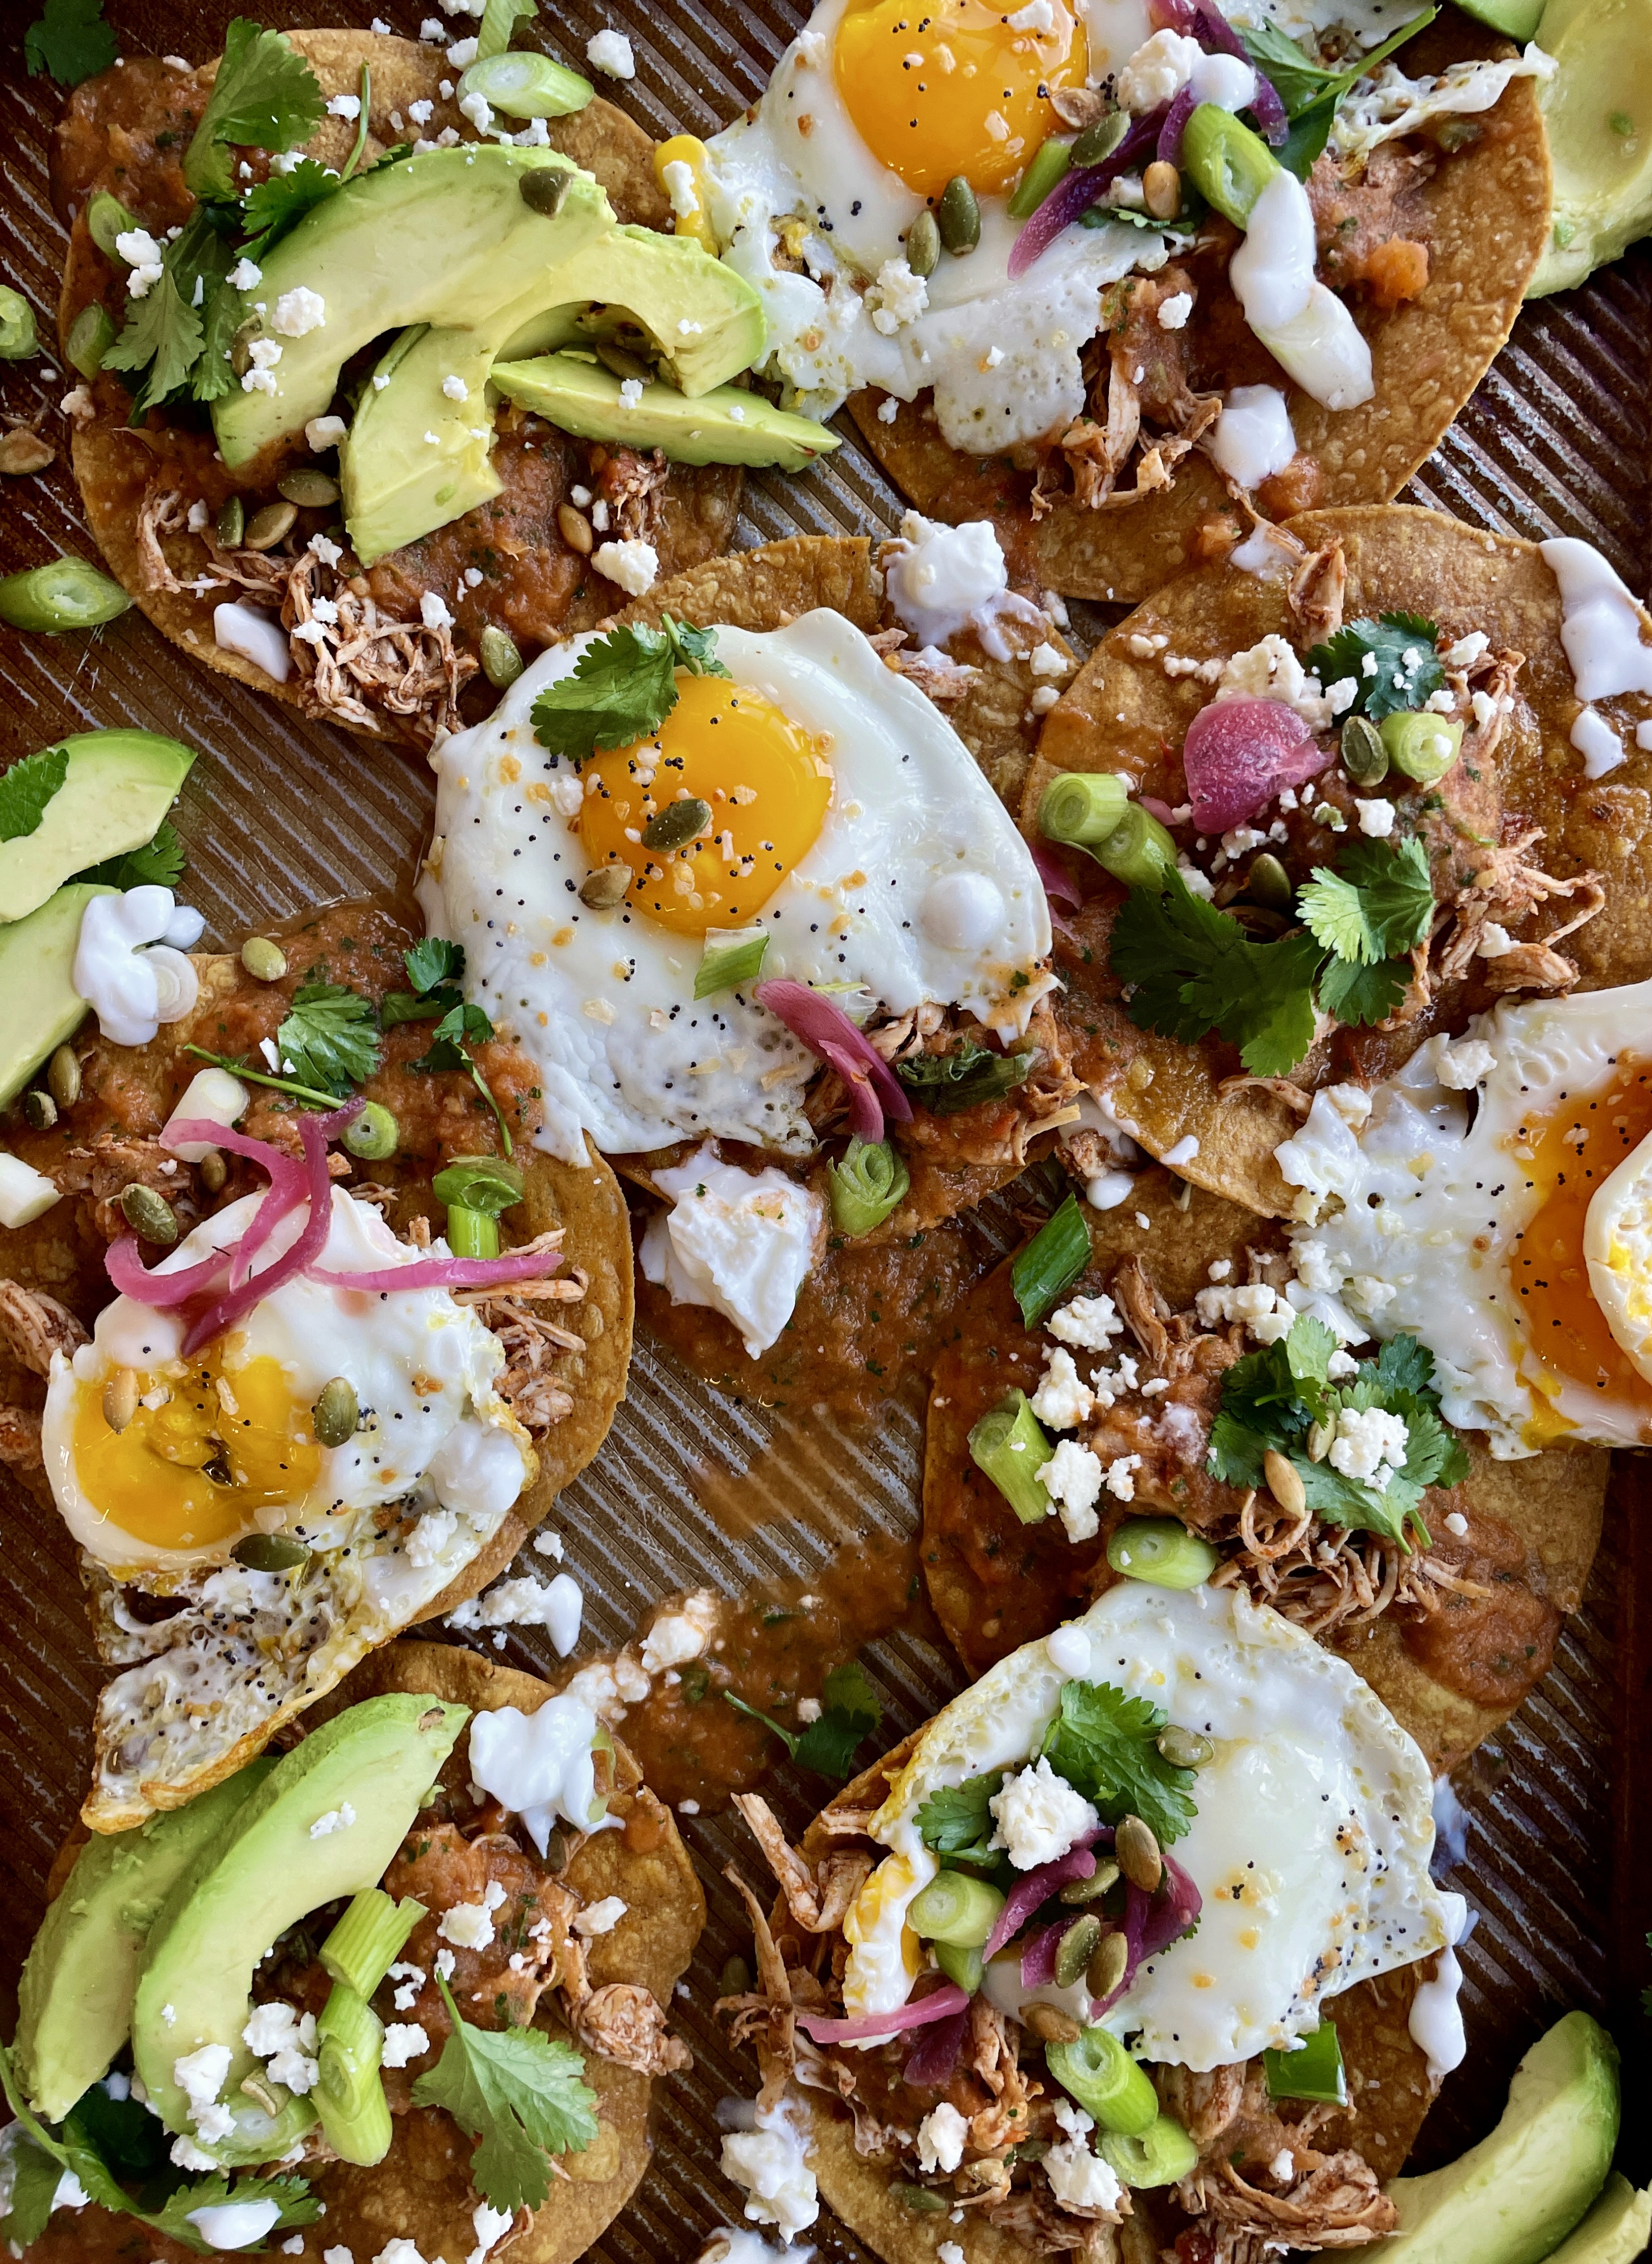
[1037, 770, 1130, 848]
[66, 302, 115, 380]
[461, 49, 595, 117]
[319, 1888, 425, 2000]
[1379, 708, 1463, 785]
[1045, 2027, 1160, 2136]
[1008, 133, 1075, 219]
[314, 1983, 392, 2167]
[694, 924, 769, 999]
[0, 289, 37, 362]
[933, 1939, 985, 1995]
[478, 0, 539, 59]
[828, 1135, 910, 1237]
[908, 1871, 1005, 1948]
[1180, 103, 1280, 229]
[86, 191, 134, 259]
[433, 1154, 525, 1217]
[1012, 1193, 1090, 1328]
[0, 558, 134, 634]
[1264, 2017, 1347, 2106]
[1106, 1517, 1219, 1591]
[968, 1388, 1053, 1526]
[1098, 2113, 1200, 2188]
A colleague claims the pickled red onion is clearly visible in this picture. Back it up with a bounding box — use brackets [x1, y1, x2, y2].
[753, 978, 912, 1142]
[1181, 695, 1327, 834]
[794, 1982, 970, 2046]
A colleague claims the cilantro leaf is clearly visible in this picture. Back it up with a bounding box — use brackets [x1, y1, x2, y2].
[413, 1975, 597, 2212]
[102, 267, 202, 413]
[147, 2173, 321, 2245]
[239, 156, 343, 260]
[897, 1036, 1034, 1115]
[530, 617, 729, 761]
[0, 743, 68, 843]
[1308, 612, 1445, 723]
[726, 1660, 883, 1781]
[915, 1771, 1004, 1856]
[184, 19, 327, 202]
[1298, 839, 1434, 967]
[1111, 872, 1327, 1076]
[74, 820, 186, 891]
[1040, 1680, 1198, 1847]
[399, 955, 514, 1157]
[1180, 927, 1325, 1079]
[1315, 953, 1412, 1029]
[410, 999, 494, 1074]
[405, 936, 467, 996]
[0, 2133, 61, 2246]
[23, 0, 117, 87]
[1374, 1335, 1435, 1397]
[276, 983, 383, 1097]
[1240, 7, 1435, 115]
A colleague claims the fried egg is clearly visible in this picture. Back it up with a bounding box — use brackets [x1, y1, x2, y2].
[420, 610, 1052, 1164]
[1276, 985, 1652, 1455]
[693, 0, 1170, 445]
[855, 1579, 1445, 2071]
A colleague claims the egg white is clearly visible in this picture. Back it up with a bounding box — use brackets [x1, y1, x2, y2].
[699, 0, 1170, 444]
[1276, 984, 1652, 1456]
[420, 610, 1053, 1165]
[864, 1579, 1445, 2072]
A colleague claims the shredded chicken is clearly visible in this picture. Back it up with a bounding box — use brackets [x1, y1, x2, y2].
[867, 619, 979, 700]
[1163, 2063, 1394, 2257]
[57, 1134, 200, 1245]
[1288, 542, 1347, 647]
[591, 443, 669, 545]
[718, 1867, 799, 2110]
[1432, 820, 1605, 990]
[576, 1980, 694, 2076]
[1178, 2151, 1396, 2249]
[1217, 1074, 1315, 1116]
[1035, 272, 1219, 519]
[732, 1794, 873, 1933]
[0, 1404, 43, 1469]
[0, 1281, 89, 1376]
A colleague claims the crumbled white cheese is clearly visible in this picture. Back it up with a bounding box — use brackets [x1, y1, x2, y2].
[240, 335, 284, 394]
[228, 256, 263, 291]
[1442, 631, 1490, 669]
[1213, 634, 1331, 732]
[115, 228, 165, 298]
[458, 89, 493, 133]
[447, 1571, 584, 1657]
[1037, 1438, 1104, 1540]
[593, 538, 659, 595]
[989, 1754, 1099, 1869]
[586, 27, 636, 76]
[1157, 290, 1193, 329]
[573, 1896, 627, 1937]
[1434, 1036, 1496, 1090]
[1029, 641, 1069, 677]
[309, 1803, 355, 1839]
[869, 257, 929, 335]
[420, 590, 455, 631]
[173, 2044, 234, 2143]
[1030, 1346, 1093, 1430]
[327, 93, 362, 120]
[441, 374, 469, 401]
[271, 287, 326, 338]
[1117, 27, 1200, 111]
[640, 1591, 719, 1673]
[1328, 1404, 1409, 1490]
[380, 2023, 431, 2070]
[1103, 1453, 1142, 1501]
[448, 36, 480, 67]
[438, 1897, 499, 1951]
[1355, 797, 1396, 837]
[1445, 1510, 1469, 1537]
[1044, 2101, 1123, 2212]
[917, 2100, 969, 2174]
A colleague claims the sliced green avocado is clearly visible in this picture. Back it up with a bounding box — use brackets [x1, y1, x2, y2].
[491, 353, 839, 473]
[1543, 2173, 1652, 2262]
[131, 1693, 466, 2163]
[14, 1764, 272, 2124]
[0, 731, 194, 926]
[0, 882, 114, 1111]
[1528, 0, 1652, 297]
[211, 146, 614, 466]
[1380, 2012, 1621, 2264]
[340, 223, 769, 565]
[1451, 0, 1546, 38]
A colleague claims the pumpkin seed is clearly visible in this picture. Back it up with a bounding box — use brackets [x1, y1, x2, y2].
[278, 467, 340, 507]
[1306, 1419, 1334, 1463]
[719, 1955, 753, 1998]
[1086, 1929, 1130, 2001]
[47, 1045, 81, 1109]
[906, 208, 941, 277]
[480, 624, 523, 689]
[1059, 1858, 1120, 1904]
[119, 1183, 177, 1245]
[541, 1826, 570, 1872]
[198, 1148, 229, 1193]
[520, 168, 571, 215]
[216, 495, 246, 548]
[102, 1367, 139, 1434]
[1245, 852, 1294, 913]
[244, 501, 297, 551]
[1157, 1726, 1214, 1769]
[892, 2184, 949, 2214]
[1340, 712, 1389, 785]
[1264, 1445, 1307, 1519]
[1116, 1812, 1163, 1894]
[1072, 110, 1129, 168]
[233, 1533, 312, 1571]
[937, 173, 981, 254]
[313, 1376, 360, 1448]
[229, 320, 260, 380]
[643, 796, 712, 852]
[240, 935, 288, 982]
[579, 864, 631, 909]
[557, 501, 595, 555]
[20, 1088, 56, 1130]
[1055, 1913, 1103, 1988]
[1023, 2002, 1082, 2045]
[596, 339, 652, 383]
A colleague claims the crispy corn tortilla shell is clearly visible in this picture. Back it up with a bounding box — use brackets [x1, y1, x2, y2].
[848, 15, 1550, 607]
[307, 1640, 704, 2264]
[921, 1167, 1607, 1769]
[782, 1721, 1439, 2264]
[57, 34, 741, 740]
[1026, 506, 1652, 1217]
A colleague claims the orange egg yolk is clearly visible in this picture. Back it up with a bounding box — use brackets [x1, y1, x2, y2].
[833, 0, 1088, 200]
[1506, 1058, 1652, 1442]
[73, 1353, 321, 1555]
[576, 675, 833, 939]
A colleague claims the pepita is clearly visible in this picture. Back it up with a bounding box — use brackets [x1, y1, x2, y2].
[20, 1088, 56, 1130]
[718, 1955, 753, 1998]
[232, 1533, 312, 1572]
[557, 501, 595, 556]
[642, 796, 713, 852]
[47, 1045, 81, 1109]
[1306, 1419, 1334, 1463]
[313, 1376, 360, 1448]
[1264, 1445, 1308, 1519]
[277, 468, 340, 507]
[244, 500, 298, 552]
[1086, 1928, 1129, 2001]
[216, 495, 246, 549]
[937, 173, 981, 255]
[228, 320, 260, 381]
[480, 624, 523, 689]
[1072, 110, 1129, 168]
[1157, 1726, 1214, 1769]
[541, 1826, 569, 1872]
[240, 935, 288, 982]
[1054, 1913, 1103, 1988]
[596, 339, 653, 383]
[906, 208, 941, 277]
[102, 1367, 139, 1434]
[198, 1148, 229, 1194]
[1023, 2003, 1083, 2045]
[119, 1182, 177, 1245]
[1245, 852, 1294, 913]
[1116, 1811, 1163, 1894]
[1340, 712, 1389, 785]
[892, 2184, 949, 2214]
[520, 168, 571, 215]
[1059, 1858, 1120, 1904]
[579, 864, 632, 909]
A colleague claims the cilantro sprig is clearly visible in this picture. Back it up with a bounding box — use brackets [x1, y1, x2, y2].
[915, 1772, 1004, 1863]
[384, 939, 516, 1158]
[724, 1660, 883, 1781]
[277, 983, 384, 1097]
[411, 1974, 597, 2213]
[1309, 613, 1445, 723]
[0, 744, 69, 843]
[23, 0, 117, 88]
[1241, 7, 1436, 115]
[183, 18, 327, 203]
[530, 617, 729, 761]
[1040, 1681, 1198, 1848]
[1207, 1316, 1469, 1548]
[74, 820, 186, 891]
[101, 206, 242, 415]
[0, 2045, 318, 2255]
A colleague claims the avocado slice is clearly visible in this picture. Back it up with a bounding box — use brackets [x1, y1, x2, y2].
[340, 224, 769, 564]
[211, 146, 614, 466]
[1450, 0, 1545, 39]
[131, 1693, 466, 2162]
[0, 881, 113, 1110]
[1380, 2012, 1621, 2264]
[490, 353, 840, 473]
[1528, 0, 1652, 297]
[14, 1765, 272, 2125]
[0, 731, 194, 926]
[1544, 2174, 1652, 2262]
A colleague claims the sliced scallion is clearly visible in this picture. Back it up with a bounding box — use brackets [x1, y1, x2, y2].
[1180, 104, 1280, 230]
[1008, 134, 1074, 220]
[1097, 2112, 1199, 2188]
[1106, 1517, 1218, 1590]
[968, 1388, 1053, 1525]
[478, 0, 539, 59]
[0, 289, 37, 362]
[933, 1939, 985, 1995]
[461, 49, 595, 118]
[319, 1888, 425, 2000]
[908, 1871, 1005, 1948]
[86, 191, 133, 259]
[1263, 2017, 1347, 2106]
[1380, 708, 1463, 785]
[1040, 773, 1177, 891]
[0, 558, 133, 633]
[1045, 2026, 1159, 2135]
[315, 1983, 392, 2167]
[828, 1135, 910, 1237]
[66, 302, 115, 379]
[1012, 1193, 1090, 1328]
[694, 924, 768, 1000]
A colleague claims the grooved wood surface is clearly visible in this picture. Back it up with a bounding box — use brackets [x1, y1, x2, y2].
[0, 5, 1648, 2259]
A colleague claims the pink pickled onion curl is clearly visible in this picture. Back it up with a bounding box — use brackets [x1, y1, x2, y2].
[984, 1828, 1111, 1962]
[1032, 837, 1084, 911]
[1008, 111, 1165, 277]
[1181, 696, 1329, 835]
[902, 2005, 970, 2087]
[179, 1102, 362, 1356]
[795, 1983, 970, 2046]
[754, 978, 912, 1143]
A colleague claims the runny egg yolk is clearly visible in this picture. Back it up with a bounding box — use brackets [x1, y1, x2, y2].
[577, 675, 833, 939]
[1508, 1058, 1652, 1442]
[72, 1353, 321, 1556]
[833, 0, 1087, 200]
